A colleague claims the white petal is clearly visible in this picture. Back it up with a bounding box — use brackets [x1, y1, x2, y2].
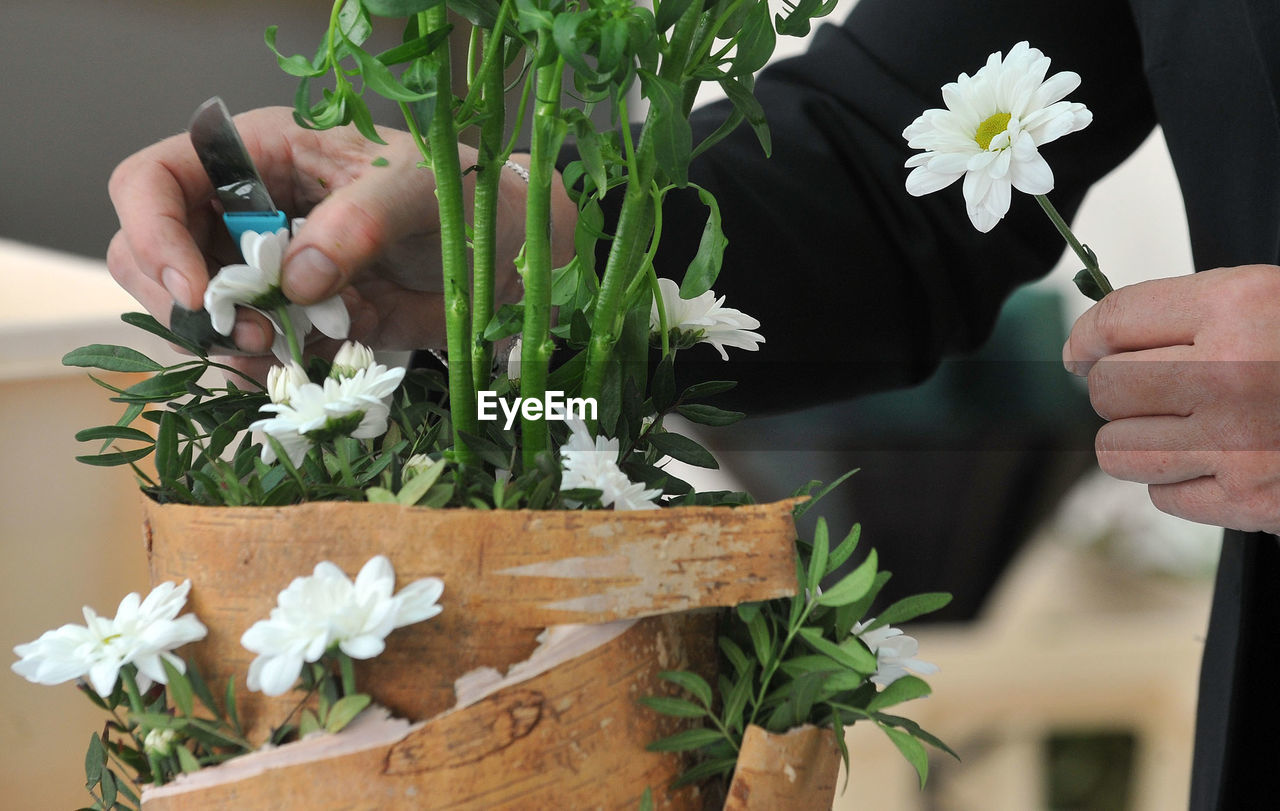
[338, 635, 386, 660]
[392, 578, 445, 628]
[905, 165, 960, 197]
[1010, 151, 1055, 195]
[305, 297, 351, 340]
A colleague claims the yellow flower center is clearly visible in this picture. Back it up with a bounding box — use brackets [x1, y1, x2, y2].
[974, 112, 1012, 150]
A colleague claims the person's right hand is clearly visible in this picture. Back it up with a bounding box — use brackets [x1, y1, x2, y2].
[107, 107, 533, 375]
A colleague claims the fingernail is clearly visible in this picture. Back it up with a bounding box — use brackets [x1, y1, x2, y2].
[285, 248, 340, 302]
[232, 319, 273, 354]
[162, 267, 193, 309]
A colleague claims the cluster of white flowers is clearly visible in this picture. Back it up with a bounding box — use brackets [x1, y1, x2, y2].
[240, 556, 444, 696]
[851, 619, 940, 687]
[650, 278, 763, 360]
[11, 581, 207, 697]
[251, 341, 406, 466]
[902, 41, 1092, 232]
[204, 221, 350, 361]
[560, 419, 661, 511]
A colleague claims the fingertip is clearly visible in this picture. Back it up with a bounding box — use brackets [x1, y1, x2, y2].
[232, 314, 274, 354]
[282, 246, 341, 303]
[161, 267, 200, 311]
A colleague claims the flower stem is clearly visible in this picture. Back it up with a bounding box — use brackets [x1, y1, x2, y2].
[274, 305, 305, 367]
[1034, 194, 1113, 300]
[120, 665, 166, 786]
[471, 24, 509, 396]
[337, 651, 357, 697]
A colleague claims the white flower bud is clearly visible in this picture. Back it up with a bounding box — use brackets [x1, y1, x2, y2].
[506, 337, 522, 383]
[266, 362, 309, 405]
[331, 341, 377, 380]
[403, 453, 433, 481]
[144, 727, 181, 757]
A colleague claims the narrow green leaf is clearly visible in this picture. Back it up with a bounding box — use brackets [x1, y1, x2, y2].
[717, 74, 771, 157]
[645, 727, 724, 752]
[671, 755, 739, 788]
[867, 593, 953, 629]
[792, 468, 858, 520]
[76, 447, 154, 467]
[62, 345, 163, 373]
[326, 693, 373, 733]
[646, 431, 718, 469]
[154, 411, 181, 488]
[99, 770, 117, 808]
[184, 661, 220, 719]
[815, 549, 878, 607]
[638, 786, 654, 811]
[265, 26, 327, 78]
[650, 354, 677, 413]
[348, 35, 436, 103]
[85, 733, 107, 788]
[679, 185, 727, 298]
[797, 627, 876, 673]
[639, 70, 692, 187]
[825, 522, 861, 576]
[161, 659, 194, 717]
[637, 696, 707, 719]
[728, 1, 776, 77]
[300, 708, 322, 737]
[880, 724, 929, 788]
[744, 610, 772, 668]
[175, 745, 201, 774]
[116, 367, 206, 403]
[680, 380, 736, 401]
[659, 670, 714, 708]
[363, 0, 444, 16]
[807, 517, 829, 599]
[74, 425, 155, 444]
[655, 0, 696, 32]
[718, 636, 750, 676]
[674, 403, 744, 427]
[397, 457, 447, 505]
[224, 677, 242, 735]
[867, 675, 932, 712]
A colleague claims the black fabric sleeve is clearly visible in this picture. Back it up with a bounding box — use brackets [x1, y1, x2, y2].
[639, 0, 1157, 411]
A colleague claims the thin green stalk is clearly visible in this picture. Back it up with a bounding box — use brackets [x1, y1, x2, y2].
[1035, 194, 1112, 298]
[120, 666, 166, 786]
[337, 652, 357, 697]
[745, 600, 817, 732]
[471, 27, 509, 395]
[519, 50, 566, 469]
[273, 306, 304, 367]
[419, 6, 478, 464]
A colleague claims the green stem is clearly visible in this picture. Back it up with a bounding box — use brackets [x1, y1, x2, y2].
[745, 600, 817, 732]
[518, 50, 566, 469]
[471, 26, 509, 395]
[337, 651, 358, 697]
[1035, 194, 1113, 299]
[120, 666, 166, 786]
[274, 306, 305, 367]
[419, 7, 478, 464]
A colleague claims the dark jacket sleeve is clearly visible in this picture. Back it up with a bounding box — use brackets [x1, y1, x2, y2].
[646, 0, 1157, 411]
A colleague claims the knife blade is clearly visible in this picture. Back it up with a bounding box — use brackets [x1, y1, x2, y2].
[188, 96, 288, 246]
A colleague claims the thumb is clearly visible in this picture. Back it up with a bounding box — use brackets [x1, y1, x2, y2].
[280, 149, 441, 304]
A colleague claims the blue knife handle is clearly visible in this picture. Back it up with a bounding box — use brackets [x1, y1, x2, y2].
[222, 211, 289, 251]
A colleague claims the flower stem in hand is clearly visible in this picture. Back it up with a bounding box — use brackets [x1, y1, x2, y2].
[1035, 194, 1112, 301]
[275, 305, 305, 367]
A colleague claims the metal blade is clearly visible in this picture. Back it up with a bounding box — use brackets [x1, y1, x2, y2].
[188, 97, 278, 213]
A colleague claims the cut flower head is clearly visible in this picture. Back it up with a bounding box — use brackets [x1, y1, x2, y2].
[902, 41, 1092, 233]
[560, 419, 661, 511]
[11, 580, 207, 697]
[852, 619, 940, 688]
[241, 555, 444, 696]
[204, 220, 350, 360]
[650, 278, 764, 360]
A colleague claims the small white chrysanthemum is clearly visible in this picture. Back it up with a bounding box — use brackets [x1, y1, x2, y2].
[11, 581, 207, 697]
[251, 343, 405, 465]
[402, 453, 434, 481]
[204, 221, 350, 359]
[650, 278, 763, 361]
[266, 362, 309, 405]
[851, 619, 940, 688]
[560, 419, 661, 510]
[330, 341, 377, 380]
[506, 337, 522, 383]
[241, 555, 444, 696]
[902, 41, 1092, 232]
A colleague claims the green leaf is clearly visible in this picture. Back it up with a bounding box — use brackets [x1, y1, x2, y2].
[792, 468, 858, 520]
[880, 724, 929, 788]
[184, 661, 220, 719]
[867, 675, 932, 712]
[680, 380, 736, 401]
[718, 636, 750, 676]
[326, 693, 372, 732]
[74, 425, 155, 444]
[674, 403, 744, 427]
[265, 26, 327, 78]
[718, 74, 771, 157]
[76, 446, 154, 467]
[655, 0, 696, 32]
[645, 727, 724, 752]
[658, 670, 713, 708]
[728, 1, 776, 77]
[639, 70, 692, 187]
[1074, 268, 1107, 301]
[867, 593, 953, 629]
[743, 608, 772, 667]
[154, 411, 182, 488]
[722, 665, 754, 733]
[224, 677, 242, 735]
[874, 712, 959, 760]
[637, 695, 707, 719]
[364, 0, 445, 16]
[448, 0, 505, 28]
[650, 354, 677, 413]
[99, 769, 117, 808]
[671, 755, 739, 788]
[300, 708, 322, 737]
[176, 744, 202, 774]
[85, 733, 107, 788]
[807, 517, 829, 599]
[116, 366, 206, 403]
[826, 522, 861, 575]
[397, 458, 447, 505]
[815, 549, 878, 607]
[348, 35, 436, 103]
[120, 311, 205, 355]
[161, 658, 194, 717]
[646, 431, 718, 469]
[797, 627, 876, 673]
[638, 786, 654, 811]
[62, 345, 163, 373]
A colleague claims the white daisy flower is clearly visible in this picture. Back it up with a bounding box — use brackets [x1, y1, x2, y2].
[266, 361, 309, 405]
[241, 556, 444, 696]
[251, 342, 405, 465]
[851, 619, 940, 688]
[560, 419, 661, 511]
[204, 221, 350, 359]
[902, 41, 1092, 232]
[12, 581, 207, 697]
[650, 278, 763, 360]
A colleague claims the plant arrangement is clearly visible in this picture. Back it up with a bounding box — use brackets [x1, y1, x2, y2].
[15, 4, 1139, 809]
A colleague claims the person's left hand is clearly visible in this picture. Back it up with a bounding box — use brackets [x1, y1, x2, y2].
[1064, 264, 1280, 534]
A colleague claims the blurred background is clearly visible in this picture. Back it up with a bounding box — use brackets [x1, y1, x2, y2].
[1, 1, 1217, 808]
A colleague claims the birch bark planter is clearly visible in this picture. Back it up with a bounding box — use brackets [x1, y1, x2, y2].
[723, 725, 842, 810]
[140, 498, 803, 808]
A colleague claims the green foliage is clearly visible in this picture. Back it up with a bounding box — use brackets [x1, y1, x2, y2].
[641, 496, 955, 792]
